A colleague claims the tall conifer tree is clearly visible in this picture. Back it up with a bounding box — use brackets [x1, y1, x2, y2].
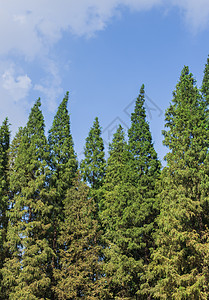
[80, 117, 106, 191]
[47, 92, 77, 292]
[54, 174, 106, 299]
[101, 125, 144, 298]
[143, 67, 209, 299]
[2, 100, 54, 299]
[202, 55, 209, 102]
[0, 118, 10, 299]
[101, 84, 161, 298]
[127, 85, 161, 297]
[48, 92, 77, 193]
[128, 84, 161, 184]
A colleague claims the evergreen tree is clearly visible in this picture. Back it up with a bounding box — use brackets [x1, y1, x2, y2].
[127, 85, 161, 297]
[101, 85, 161, 298]
[2, 99, 54, 299]
[54, 174, 106, 299]
[100, 125, 141, 298]
[128, 84, 161, 185]
[0, 118, 10, 298]
[100, 125, 129, 192]
[80, 117, 106, 191]
[202, 55, 209, 102]
[48, 92, 77, 194]
[47, 92, 77, 292]
[143, 67, 209, 299]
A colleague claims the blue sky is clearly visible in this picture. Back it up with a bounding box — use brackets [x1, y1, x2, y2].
[1, 1, 209, 164]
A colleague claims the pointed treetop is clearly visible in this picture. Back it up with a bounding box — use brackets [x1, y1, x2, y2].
[0, 118, 10, 176]
[202, 55, 209, 101]
[163, 65, 206, 163]
[48, 92, 76, 162]
[172, 66, 197, 104]
[104, 124, 129, 186]
[26, 98, 46, 138]
[0, 118, 10, 152]
[49, 92, 70, 134]
[140, 83, 145, 94]
[128, 84, 160, 179]
[108, 124, 127, 160]
[80, 117, 105, 189]
[58, 91, 69, 108]
[131, 84, 146, 121]
[48, 92, 77, 189]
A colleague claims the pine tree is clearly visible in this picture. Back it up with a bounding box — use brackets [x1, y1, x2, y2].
[0, 118, 10, 299]
[144, 66, 209, 299]
[47, 92, 77, 291]
[2, 99, 54, 299]
[54, 174, 107, 299]
[80, 117, 106, 191]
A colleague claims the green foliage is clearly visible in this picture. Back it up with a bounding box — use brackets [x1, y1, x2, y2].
[127, 85, 161, 297]
[54, 174, 107, 299]
[128, 84, 161, 183]
[202, 55, 209, 103]
[0, 118, 10, 240]
[48, 92, 77, 194]
[48, 93, 77, 234]
[2, 99, 54, 299]
[100, 125, 142, 298]
[80, 117, 106, 190]
[0, 56, 208, 299]
[47, 92, 78, 295]
[143, 66, 209, 299]
[0, 118, 10, 298]
[100, 84, 161, 298]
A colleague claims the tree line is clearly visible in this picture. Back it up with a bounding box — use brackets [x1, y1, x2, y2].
[0, 56, 208, 299]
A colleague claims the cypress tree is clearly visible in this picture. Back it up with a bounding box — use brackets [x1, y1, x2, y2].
[2, 99, 54, 299]
[0, 118, 10, 299]
[144, 67, 209, 299]
[80, 117, 106, 191]
[54, 174, 106, 299]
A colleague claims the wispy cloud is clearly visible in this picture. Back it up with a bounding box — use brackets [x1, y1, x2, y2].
[1, 0, 208, 61]
[171, 0, 209, 31]
[34, 58, 63, 113]
[2, 67, 32, 101]
[0, 63, 31, 133]
[0, 0, 209, 132]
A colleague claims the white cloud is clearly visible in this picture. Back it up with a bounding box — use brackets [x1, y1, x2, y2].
[0, 63, 31, 134]
[0, 1, 208, 61]
[2, 67, 32, 101]
[34, 58, 63, 112]
[0, 0, 209, 134]
[171, 0, 209, 31]
[0, 1, 159, 60]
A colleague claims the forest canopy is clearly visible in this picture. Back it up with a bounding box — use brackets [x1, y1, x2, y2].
[0, 56, 209, 299]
